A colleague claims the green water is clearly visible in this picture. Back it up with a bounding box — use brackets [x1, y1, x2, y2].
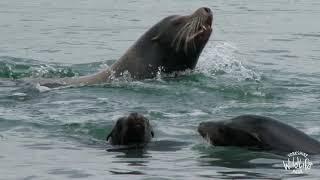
[1, 0, 320, 179]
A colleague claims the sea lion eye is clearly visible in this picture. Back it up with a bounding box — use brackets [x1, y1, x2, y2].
[117, 124, 122, 131]
[173, 20, 182, 26]
[115, 118, 126, 131]
[171, 16, 184, 25]
[218, 127, 225, 134]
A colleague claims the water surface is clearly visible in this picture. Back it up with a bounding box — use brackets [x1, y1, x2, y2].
[1, 0, 320, 179]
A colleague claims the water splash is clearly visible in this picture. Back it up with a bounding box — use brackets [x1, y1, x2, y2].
[35, 83, 51, 92]
[0, 56, 78, 79]
[29, 64, 77, 78]
[0, 63, 14, 78]
[154, 66, 194, 81]
[197, 42, 261, 81]
[109, 70, 134, 85]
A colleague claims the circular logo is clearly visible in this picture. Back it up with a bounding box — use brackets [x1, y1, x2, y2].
[283, 151, 313, 174]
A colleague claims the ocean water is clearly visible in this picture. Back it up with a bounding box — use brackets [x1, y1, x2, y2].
[1, 0, 320, 179]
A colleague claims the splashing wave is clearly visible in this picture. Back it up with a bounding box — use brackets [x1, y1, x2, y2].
[197, 42, 261, 81]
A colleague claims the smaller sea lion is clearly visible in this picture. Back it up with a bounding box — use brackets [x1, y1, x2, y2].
[107, 113, 154, 145]
[198, 115, 320, 154]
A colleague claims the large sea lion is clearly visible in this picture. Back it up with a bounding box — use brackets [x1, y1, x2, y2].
[107, 113, 154, 145]
[198, 115, 320, 154]
[39, 7, 213, 87]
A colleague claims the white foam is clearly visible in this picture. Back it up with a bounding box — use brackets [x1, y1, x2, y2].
[11, 92, 27, 97]
[304, 126, 320, 135]
[30, 65, 56, 78]
[197, 42, 261, 81]
[109, 70, 133, 83]
[188, 109, 208, 116]
[98, 63, 110, 70]
[35, 83, 51, 92]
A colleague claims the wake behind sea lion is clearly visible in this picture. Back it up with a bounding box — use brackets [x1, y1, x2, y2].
[198, 115, 320, 154]
[39, 7, 213, 87]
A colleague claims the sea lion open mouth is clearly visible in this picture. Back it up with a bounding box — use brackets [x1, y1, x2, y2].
[189, 8, 213, 40]
[171, 7, 213, 54]
[186, 18, 212, 43]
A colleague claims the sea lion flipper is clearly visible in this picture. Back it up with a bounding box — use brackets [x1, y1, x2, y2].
[151, 131, 154, 138]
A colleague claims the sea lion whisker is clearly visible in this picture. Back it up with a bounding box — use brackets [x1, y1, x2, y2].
[174, 23, 190, 41]
[178, 22, 193, 40]
[176, 23, 192, 52]
[171, 26, 186, 48]
[196, 16, 204, 45]
[192, 18, 199, 37]
[184, 18, 199, 53]
[187, 29, 204, 42]
[175, 29, 186, 51]
[174, 16, 202, 52]
[184, 17, 199, 51]
[171, 22, 192, 51]
[184, 20, 196, 53]
[187, 17, 205, 43]
[192, 17, 201, 51]
[172, 22, 191, 45]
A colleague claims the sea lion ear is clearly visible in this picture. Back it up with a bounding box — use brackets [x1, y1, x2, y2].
[151, 35, 160, 42]
[250, 132, 262, 142]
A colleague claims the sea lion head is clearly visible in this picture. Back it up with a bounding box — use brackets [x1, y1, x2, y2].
[107, 113, 154, 145]
[198, 121, 230, 146]
[151, 7, 213, 72]
[198, 121, 263, 148]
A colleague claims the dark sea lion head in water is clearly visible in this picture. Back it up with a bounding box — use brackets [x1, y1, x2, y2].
[106, 113, 154, 145]
[110, 7, 213, 78]
[198, 115, 320, 154]
[198, 120, 264, 148]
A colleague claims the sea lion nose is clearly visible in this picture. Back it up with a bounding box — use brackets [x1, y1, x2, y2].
[135, 124, 143, 129]
[198, 123, 205, 133]
[201, 7, 212, 15]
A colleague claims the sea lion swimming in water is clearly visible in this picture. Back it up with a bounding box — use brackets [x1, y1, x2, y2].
[198, 115, 320, 154]
[107, 113, 154, 145]
[39, 7, 213, 87]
